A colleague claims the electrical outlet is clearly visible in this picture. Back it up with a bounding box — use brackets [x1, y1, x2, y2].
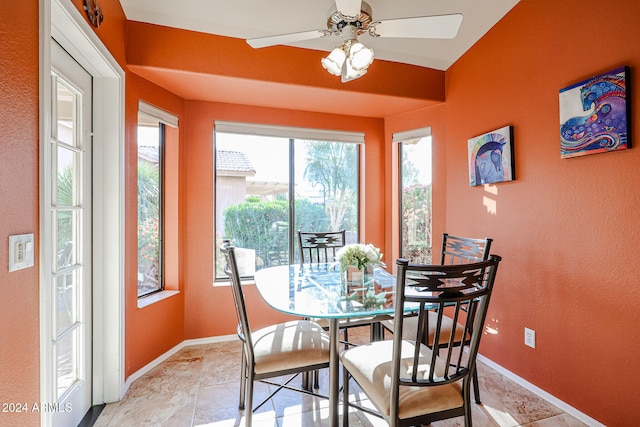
[524, 327, 536, 348]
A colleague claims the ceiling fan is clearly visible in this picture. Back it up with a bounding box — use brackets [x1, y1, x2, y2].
[246, 0, 463, 82]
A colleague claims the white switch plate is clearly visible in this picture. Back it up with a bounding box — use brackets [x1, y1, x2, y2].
[9, 233, 34, 272]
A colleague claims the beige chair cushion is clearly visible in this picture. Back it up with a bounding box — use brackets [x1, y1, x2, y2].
[382, 312, 469, 346]
[252, 320, 330, 375]
[341, 340, 463, 420]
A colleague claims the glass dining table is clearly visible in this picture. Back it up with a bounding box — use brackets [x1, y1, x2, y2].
[253, 263, 401, 427]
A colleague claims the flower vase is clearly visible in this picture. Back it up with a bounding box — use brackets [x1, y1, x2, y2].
[363, 264, 374, 287]
[343, 265, 365, 291]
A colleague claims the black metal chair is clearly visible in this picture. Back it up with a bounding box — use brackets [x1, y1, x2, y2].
[298, 230, 352, 388]
[297, 230, 346, 264]
[382, 232, 493, 403]
[441, 233, 493, 266]
[220, 240, 330, 426]
[341, 255, 501, 427]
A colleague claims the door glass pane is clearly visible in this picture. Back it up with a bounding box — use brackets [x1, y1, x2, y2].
[56, 81, 76, 146]
[56, 329, 79, 400]
[56, 210, 77, 269]
[56, 270, 77, 335]
[57, 146, 77, 207]
[401, 137, 432, 263]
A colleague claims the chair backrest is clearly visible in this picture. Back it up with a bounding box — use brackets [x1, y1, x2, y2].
[440, 232, 493, 265]
[297, 230, 346, 264]
[389, 255, 501, 420]
[220, 240, 253, 351]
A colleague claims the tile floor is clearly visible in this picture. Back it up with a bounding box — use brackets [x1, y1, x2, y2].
[94, 328, 588, 427]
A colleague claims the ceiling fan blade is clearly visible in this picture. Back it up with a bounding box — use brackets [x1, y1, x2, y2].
[247, 29, 329, 49]
[371, 13, 463, 39]
[335, 0, 362, 18]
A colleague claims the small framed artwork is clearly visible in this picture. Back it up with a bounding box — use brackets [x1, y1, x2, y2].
[559, 66, 629, 159]
[468, 125, 514, 186]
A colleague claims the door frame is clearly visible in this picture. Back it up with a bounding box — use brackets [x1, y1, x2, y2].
[40, 0, 125, 424]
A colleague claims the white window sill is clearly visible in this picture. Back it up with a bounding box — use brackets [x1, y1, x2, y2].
[138, 290, 180, 308]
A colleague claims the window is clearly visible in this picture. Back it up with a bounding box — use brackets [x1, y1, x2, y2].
[396, 128, 432, 264]
[137, 113, 163, 296]
[137, 102, 178, 297]
[214, 122, 362, 279]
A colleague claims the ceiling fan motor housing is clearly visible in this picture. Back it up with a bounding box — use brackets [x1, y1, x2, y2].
[327, 1, 373, 35]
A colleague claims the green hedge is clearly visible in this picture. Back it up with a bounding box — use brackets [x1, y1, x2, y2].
[223, 198, 328, 266]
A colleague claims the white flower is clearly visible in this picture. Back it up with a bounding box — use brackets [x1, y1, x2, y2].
[336, 243, 384, 271]
[364, 245, 379, 262]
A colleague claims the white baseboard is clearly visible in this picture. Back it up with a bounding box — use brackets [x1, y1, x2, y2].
[477, 354, 605, 427]
[123, 334, 237, 394]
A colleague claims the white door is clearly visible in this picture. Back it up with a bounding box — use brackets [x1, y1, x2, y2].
[48, 39, 93, 426]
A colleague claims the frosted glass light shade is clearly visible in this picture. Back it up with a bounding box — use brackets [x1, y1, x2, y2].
[323, 37, 374, 82]
[348, 43, 374, 71]
[341, 59, 367, 82]
[321, 47, 346, 76]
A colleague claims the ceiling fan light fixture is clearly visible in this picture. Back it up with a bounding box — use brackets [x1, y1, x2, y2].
[321, 47, 346, 76]
[348, 42, 374, 71]
[323, 37, 373, 82]
[341, 56, 367, 83]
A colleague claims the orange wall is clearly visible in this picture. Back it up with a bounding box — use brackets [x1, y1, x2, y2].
[389, 0, 640, 424]
[125, 21, 445, 102]
[182, 101, 386, 338]
[0, 2, 41, 425]
[124, 74, 187, 375]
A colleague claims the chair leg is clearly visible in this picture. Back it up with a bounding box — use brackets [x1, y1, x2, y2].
[313, 369, 320, 389]
[245, 368, 254, 427]
[301, 369, 321, 390]
[342, 365, 350, 427]
[472, 366, 481, 404]
[463, 379, 473, 427]
[239, 346, 247, 409]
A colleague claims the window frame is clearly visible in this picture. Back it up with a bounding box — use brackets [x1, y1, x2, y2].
[213, 122, 363, 282]
[137, 101, 178, 299]
[395, 127, 432, 264]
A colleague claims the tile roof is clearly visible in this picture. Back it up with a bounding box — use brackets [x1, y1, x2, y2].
[138, 145, 159, 163]
[216, 150, 256, 174]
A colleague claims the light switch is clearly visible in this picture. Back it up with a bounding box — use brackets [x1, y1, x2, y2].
[9, 233, 34, 272]
[25, 241, 34, 261]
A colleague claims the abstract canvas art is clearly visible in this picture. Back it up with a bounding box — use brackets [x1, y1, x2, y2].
[468, 125, 514, 186]
[559, 66, 629, 159]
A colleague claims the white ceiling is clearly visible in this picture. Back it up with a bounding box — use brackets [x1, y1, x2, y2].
[120, 0, 520, 71]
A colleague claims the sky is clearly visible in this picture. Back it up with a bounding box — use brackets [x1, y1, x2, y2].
[216, 133, 291, 182]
